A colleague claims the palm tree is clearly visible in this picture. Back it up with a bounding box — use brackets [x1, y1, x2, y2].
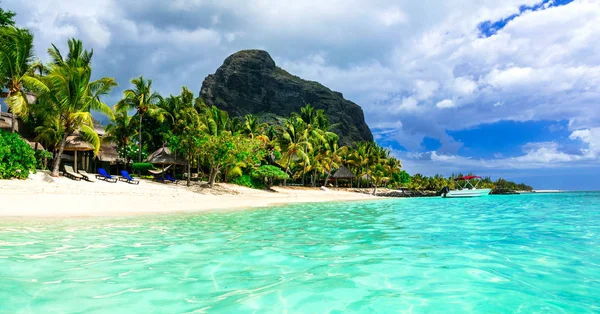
[202, 105, 229, 136]
[115, 76, 164, 163]
[384, 157, 402, 184]
[319, 135, 347, 186]
[103, 108, 136, 162]
[243, 114, 266, 138]
[36, 39, 116, 177]
[34, 116, 63, 154]
[0, 27, 47, 132]
[279, 117, 310, 186]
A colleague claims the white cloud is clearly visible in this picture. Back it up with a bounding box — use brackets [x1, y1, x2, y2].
[436, 99, 455, 109]
[570, 127, 600, 158]
[378, 8, 408, 27]
[4, 0, 600, 177]
[453, 76, 478, 96]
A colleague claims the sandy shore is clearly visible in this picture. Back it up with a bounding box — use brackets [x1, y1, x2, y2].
[0, 172, 380, 217]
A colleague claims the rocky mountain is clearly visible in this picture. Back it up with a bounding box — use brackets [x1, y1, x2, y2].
[200, 50, 373, 145]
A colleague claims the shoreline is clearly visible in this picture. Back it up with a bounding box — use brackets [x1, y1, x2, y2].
[0, 173, 381, 218]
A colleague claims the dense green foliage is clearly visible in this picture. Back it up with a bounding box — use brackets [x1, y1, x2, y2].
[35, 39, 116, 176]
[0, 5, 15, 27]
[402, 173, 533, 191]
[231, 174, 265, 189]
[251, 165, 290, 188]
[0, 130, 36, 179]
[34, 149, 52, 170]
[131, 162, 155, 174]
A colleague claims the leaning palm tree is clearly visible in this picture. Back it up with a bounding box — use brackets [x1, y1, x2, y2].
[115, 76, 164, 163]
[36, 39, 116, 177]
[0, 27, 47, 132]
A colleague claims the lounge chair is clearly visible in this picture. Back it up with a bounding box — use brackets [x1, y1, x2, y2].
[165, 173, 178, 184]
[96, 168, 117, 183]
[153, 173, 168, 183]
[63, 165, 83, 181]
[78, 170, 96, 182]
[119, 170, 140, 185]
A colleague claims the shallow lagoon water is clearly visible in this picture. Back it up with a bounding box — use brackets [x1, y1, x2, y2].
[1, 192, 599, 313]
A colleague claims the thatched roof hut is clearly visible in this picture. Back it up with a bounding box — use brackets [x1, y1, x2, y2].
[332, 166, 356, 179]
[97, 143, 120, 164]
[93, 119, 105, 137]
[64, 135, 94, 152]
[147, 147, 186, 165]
[23, 139, 45, 151]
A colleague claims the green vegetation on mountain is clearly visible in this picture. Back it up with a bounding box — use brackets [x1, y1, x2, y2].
[200, 50, 373, 146]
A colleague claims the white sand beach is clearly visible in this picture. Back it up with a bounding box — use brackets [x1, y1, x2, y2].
[0, 172, 379, 217]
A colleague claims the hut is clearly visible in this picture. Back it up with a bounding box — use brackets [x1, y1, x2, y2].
[147, 147, 186, 166]
[331, 166, 356, 187]
[96, 143, 123, 173]
[63, 135, 94, 172]
[147, 147, 186, 176]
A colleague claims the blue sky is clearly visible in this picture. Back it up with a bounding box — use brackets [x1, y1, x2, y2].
[4, 0, 600, 190]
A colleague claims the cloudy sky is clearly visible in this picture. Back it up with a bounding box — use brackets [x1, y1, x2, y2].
[5, 0, 600, 189]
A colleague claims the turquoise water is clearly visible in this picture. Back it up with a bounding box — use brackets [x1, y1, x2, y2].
[1, 193, 599, 313]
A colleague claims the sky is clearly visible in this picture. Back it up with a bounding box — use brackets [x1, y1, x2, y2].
[4, 0, 600, 190]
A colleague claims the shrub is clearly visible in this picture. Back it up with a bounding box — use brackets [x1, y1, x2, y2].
[232, 174, 265, 189]
[0, 131, 37, 179]
[251, 165, 289, 188]
[35, 150, 53, 170]
[131, 162, 155, 174]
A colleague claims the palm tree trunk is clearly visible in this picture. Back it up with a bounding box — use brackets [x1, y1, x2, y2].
[373, 183, 377, 195]
[323, 163, 333, 186]
[51, 134, 69, 177]
[208, 165, 219, 188]
[283, 158, 291, 186]
[11, 111, 16, 133]
[186, 154, 191, 187]
[138, 113, 143, 164]
[6, 91, 17, 133]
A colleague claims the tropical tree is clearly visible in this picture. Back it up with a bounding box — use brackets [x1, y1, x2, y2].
[0, 6, 16, 27]
[199, 133, 264, 187]
[279, 116, 310, 185]
[319, 134, 347, 186]
[103, 108, 136, 162]
[368, 163, 389, 195]
[0, 26, 47, 132]
[115, 76, 165, 163]
[34, 116, 62, 154]
[164, 87, 206, 186]
[251, 165, 289, 190]
[36, 38, 116, 177]
[243, 114, 266, 138]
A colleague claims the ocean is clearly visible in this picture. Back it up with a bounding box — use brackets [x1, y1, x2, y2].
[1, 192, 599, 313]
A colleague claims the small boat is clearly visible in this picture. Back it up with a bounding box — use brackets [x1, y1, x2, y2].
[441, 176, 491, 198]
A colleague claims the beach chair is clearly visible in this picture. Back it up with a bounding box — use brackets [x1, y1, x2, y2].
[96, 168, 118, 183]
[63, 165, 83, 181]
[78, 170, 96, 182]
[119, 170, 140, 185]
[165, 173, 179, 184]
[153, 173, 168, 183]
